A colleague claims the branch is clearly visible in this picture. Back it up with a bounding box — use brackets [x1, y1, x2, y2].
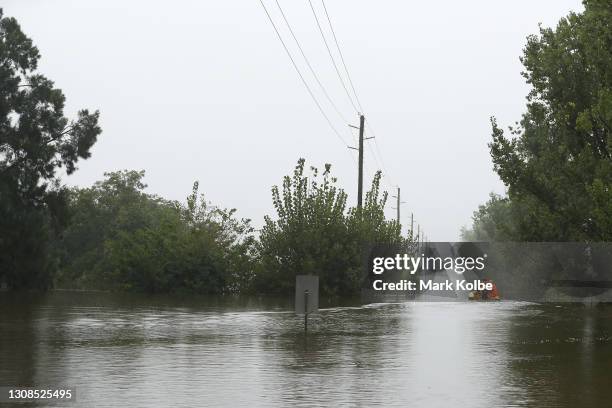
[43, 125, 74, 146]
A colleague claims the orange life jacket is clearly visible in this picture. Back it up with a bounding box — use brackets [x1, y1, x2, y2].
[489, 282, 499, 299]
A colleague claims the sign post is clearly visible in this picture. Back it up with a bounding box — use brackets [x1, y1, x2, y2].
[304, 290, 309, 333]
[295, 275, 319, 334]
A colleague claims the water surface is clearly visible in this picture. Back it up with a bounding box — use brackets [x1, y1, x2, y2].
[1, 292, 611, 407]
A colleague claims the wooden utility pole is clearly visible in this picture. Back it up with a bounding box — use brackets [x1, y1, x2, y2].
[349, 115, 371, 210]
[410, 213, 414, 239]
[392, 187, 405, 225]
[357, 114, 365, 209]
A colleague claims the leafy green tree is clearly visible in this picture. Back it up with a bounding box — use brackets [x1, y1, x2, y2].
[56, 170, 160, 288]
[461, 193, 514, 241]
[256, 159, 352, 295]
[483, 0, 611, 241]
[0, 10, 101, 289]
[348, 171, 403, 245]
[58, 171, 255, 293]
[256, 159, 404, 296]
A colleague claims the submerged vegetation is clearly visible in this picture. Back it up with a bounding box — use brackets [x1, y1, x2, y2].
[255, 159, 404, 296]
[54, 161, 405, 295]
[56, 171, 256, 294]
[50, 163, 405, 295]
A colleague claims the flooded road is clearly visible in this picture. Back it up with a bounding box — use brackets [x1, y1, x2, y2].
[1, 292, 611, 407]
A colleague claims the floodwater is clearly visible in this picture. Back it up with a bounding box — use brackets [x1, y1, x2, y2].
[1, 292, 611, 407]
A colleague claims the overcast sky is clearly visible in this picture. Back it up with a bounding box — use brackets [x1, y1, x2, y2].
[4, 0, 583, 240]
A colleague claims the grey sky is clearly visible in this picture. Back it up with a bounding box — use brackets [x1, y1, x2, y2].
[4, 0, 583, 240]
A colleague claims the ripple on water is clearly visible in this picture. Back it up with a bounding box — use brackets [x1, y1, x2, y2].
[1, 293, 610, 408]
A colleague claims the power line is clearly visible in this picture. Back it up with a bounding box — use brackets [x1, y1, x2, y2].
[317, 1, 396, 190]
[365, 122, 395, 187]
[258, 0, 349, 148]
[317, 4, 422, 236]
[262, 0, 412, 228]
[321, 0, 364, 113]
[346, 120, 395, 207]
[274, 0, 349, 125]
[350, 124, 387, 189]
[307, 0, 359, 113]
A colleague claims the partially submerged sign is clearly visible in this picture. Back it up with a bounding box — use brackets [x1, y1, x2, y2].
[295, 275, 319, 315]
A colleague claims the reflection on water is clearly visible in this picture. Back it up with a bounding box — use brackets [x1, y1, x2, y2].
[1, 292, 611, 407]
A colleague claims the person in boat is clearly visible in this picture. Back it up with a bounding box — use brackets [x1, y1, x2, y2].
[468, 278, 500, 300]
[482, 278, 500, 300]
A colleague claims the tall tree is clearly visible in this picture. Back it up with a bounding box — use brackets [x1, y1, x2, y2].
[488, 0, 612, 241]
[256, 159, 404, 296]
[0, 9, 101, 288]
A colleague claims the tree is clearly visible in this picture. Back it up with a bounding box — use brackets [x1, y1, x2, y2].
[0, 10, 101, 289]
[460, 193, 514, 241]
[58, 171, 255, 293]
[56, 170, 157, 288]
[347, 171, 403, 245]
[256, 159, 405, 296]
[256, 159, 352, 295]
[486, 0, 611, 241]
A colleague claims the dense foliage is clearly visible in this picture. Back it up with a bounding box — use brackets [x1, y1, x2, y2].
[255, 159, 405, 296]
[57, 171, 255, 293]
[56, 163, 404, 295]
[465, 0, 612, 242]
[0, 9, 101, 289]
[461, 194, 514, 241]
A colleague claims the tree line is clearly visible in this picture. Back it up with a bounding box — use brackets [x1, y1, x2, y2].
[462, 0, 611, 242]
[53, 163, 405, 295]
[0, 9, 408, 295]
[3, 1, 611, 294]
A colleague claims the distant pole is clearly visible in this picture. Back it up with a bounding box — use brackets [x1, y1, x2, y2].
[392, 187, 405, 228]
[357, 114, 365, 209]
[396, 187, 401, 223]
[410, 213, 414, 240]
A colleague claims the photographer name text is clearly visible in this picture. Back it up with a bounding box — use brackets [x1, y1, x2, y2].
[372, 279, 493, 291]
